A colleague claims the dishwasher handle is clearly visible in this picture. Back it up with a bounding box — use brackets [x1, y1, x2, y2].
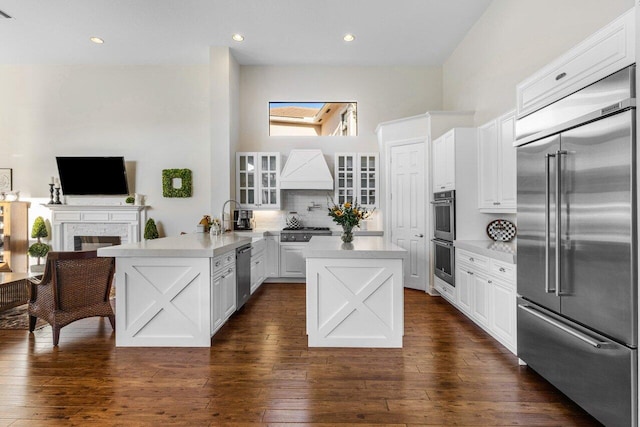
[237, 245, 252, 255]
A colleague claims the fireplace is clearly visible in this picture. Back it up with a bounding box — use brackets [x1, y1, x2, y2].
[47, 205, 147, 251]
[74, 236, 121, 251]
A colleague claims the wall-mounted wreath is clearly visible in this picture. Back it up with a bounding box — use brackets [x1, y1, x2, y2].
[162, 168, 192, 198]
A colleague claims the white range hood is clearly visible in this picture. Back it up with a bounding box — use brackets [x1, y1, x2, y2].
[280, 149, 334, 190]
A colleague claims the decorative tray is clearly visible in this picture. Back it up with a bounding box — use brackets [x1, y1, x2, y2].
[486, 219, 517, 242]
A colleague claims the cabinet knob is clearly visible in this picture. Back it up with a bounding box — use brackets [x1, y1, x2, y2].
[415, 234, 424, 238]
[493, 201, 501, 205]
[488, 280, 493, 284]
[499, 267, 506, 272]
[469, 257, 474, 262]
[468, 271, 474, 275]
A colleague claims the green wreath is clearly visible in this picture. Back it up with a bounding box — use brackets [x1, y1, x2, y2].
[162, 169, 192, 198]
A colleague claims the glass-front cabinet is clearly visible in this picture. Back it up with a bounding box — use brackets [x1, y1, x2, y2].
[334, 152, 378, 208]
[236, 152, 280, 209]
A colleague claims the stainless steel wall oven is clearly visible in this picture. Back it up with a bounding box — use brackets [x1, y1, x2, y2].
[432, 190, 455, 286]
[432, 190, 455, 241]
[432, 238, 454, 285]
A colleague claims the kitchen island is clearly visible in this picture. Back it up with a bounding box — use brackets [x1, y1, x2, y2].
[97, 232, 251, 347]
[305, 236, 407, 348]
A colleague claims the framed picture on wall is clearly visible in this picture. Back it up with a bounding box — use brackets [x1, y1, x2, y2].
[0, 169, 11, 192]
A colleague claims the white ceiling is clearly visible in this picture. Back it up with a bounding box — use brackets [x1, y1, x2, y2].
[0, 0, 492, 66]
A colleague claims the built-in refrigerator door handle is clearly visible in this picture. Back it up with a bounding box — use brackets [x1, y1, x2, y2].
[545, 153, 556, 294]
[555, 150, 567, 296]
[518, 304, 616, 349]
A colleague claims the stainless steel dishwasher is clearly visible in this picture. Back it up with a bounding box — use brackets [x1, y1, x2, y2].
[235, 244, 251, 310]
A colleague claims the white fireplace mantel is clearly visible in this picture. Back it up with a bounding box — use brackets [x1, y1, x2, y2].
[46, 204, 148, 251]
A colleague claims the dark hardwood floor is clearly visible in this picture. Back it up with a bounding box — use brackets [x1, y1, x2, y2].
[0, 283, 601, 426]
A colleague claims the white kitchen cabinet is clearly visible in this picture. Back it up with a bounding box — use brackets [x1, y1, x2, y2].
[489, 277, 516, 350]
[334, 152, 378, 208]
[250, 253, 265, 294]
[210, 274, 223, 335]
[432, 131, 455, 191]
[265, 235, 280, 278]
[455, 266, 473, 315]
[472, 273, 491, 328]
[221, 266, 236, 320]
[448, 248, 517, 354]
[431, 128, 477, 194]
[250, 238, 266, 294]
[516, 9, 634, 118]
[211, 250, 236, 335]
[279, 242, 306, 278]
[477, 110, 516, 213]
[236, 152, 281, 209]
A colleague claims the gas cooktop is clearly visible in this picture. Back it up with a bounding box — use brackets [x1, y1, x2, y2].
[282, 227, 330, 231]
[280, 227, 332, 242]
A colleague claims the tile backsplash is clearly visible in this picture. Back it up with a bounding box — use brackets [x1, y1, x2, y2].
[252, 190, 381, 231]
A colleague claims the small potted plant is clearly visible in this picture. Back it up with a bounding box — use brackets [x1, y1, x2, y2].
[125, 195, 135, 204]
[144, 218, 159, 240]
[28, 216, 50, 272]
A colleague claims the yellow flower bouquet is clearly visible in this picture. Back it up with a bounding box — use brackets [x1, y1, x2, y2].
[327, 198, 374, 243]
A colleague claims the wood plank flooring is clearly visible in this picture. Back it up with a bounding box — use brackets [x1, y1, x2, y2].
[0, 283, 601, 426]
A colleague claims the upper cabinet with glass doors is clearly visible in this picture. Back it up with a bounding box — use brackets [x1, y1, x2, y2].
[334, 153, 378, 209]
[236, 152, 281, 209]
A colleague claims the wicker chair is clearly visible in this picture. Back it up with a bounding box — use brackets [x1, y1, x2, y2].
[27, 250, 116, 346]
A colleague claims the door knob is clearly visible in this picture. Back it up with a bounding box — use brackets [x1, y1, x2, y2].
[415, 234, 424, 238]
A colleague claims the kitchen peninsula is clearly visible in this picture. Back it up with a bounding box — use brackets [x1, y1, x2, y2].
[97, 232, 251, 347]
[305, 236, 407, 348]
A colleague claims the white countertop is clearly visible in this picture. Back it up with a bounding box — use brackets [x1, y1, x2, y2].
[97, 232, 252, 258]
[233, 228, 384, 237]
[454, 239, 517, 264]
[305, 236, 407, 259]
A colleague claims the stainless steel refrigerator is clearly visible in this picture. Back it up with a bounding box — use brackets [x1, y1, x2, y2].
[516, 65, 637, 427]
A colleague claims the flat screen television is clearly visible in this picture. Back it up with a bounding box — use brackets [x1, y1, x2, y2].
[56, 156, 129, 195]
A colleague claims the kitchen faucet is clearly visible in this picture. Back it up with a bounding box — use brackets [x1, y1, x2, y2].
[307, 201, 322, 211]
[221, 199, 240, 232]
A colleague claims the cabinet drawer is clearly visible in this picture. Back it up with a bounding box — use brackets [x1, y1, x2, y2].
[212, 250, 235, 275]
[490, 259, 516, 283]
[434, 277, 456, 303]
[456, 249, 489, 271]
[517, 10, 634, 118]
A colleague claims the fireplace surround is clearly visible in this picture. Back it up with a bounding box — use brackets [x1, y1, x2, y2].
[46, 205, 147, 252]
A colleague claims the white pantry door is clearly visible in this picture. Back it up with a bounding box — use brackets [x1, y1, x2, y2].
[390, 143, 427, 290]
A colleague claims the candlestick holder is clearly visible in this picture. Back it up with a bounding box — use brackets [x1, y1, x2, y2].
[54, 187, 62, 204]
[48, 184, 55, 204]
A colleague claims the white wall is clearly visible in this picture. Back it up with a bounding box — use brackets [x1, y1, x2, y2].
[210, 47, 240, 228]
[443, 0, 634, 125]
[238, 65, 442, 229]
[0, 64, 210, 237]
[239, 65, 442, 162]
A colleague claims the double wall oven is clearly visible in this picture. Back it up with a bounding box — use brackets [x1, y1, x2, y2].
[431, 190, 455, 286]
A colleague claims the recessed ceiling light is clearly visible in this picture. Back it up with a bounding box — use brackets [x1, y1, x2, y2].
[90, 37, 104, 44]
[232, 34, 244, 42]
[343, 34, 355, 42]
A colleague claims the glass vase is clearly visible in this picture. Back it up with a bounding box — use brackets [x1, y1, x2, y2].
[341, 225, 354, 243]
